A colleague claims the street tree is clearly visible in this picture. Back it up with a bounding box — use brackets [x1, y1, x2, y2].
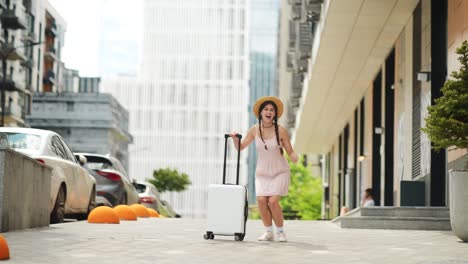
[422, 40, 468, 154]
[148, 167, 191, 193]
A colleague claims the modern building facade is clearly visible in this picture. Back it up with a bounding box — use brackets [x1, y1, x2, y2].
[26, 91, 133, 169]
[101, 0, 251, 218]
[278, 0, 468, 220]
[247, 0, 280, 204]
[0, 0, 66, 127]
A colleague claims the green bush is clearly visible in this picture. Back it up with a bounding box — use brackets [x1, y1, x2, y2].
[280, 158, 322, 220]
[248, 205, 261, 220]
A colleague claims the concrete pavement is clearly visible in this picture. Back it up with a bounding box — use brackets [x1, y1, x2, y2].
[2, 218, 468, 264]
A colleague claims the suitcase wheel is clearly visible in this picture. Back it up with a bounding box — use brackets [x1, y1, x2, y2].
[204, 232, 214, 240]
[234, 234, 244, 241]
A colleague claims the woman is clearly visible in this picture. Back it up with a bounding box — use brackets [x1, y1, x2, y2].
[230, 96, 298, 242]
[362, 188, 375, 207]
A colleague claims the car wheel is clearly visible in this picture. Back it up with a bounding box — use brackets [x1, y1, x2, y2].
[77, 188, 96, 221]
[50, 186, 66, 224]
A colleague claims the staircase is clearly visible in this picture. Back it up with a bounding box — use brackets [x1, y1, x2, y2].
[332, 207, 451, 230]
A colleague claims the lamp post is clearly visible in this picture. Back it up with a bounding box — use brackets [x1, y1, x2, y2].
[0, 40, 44, 127]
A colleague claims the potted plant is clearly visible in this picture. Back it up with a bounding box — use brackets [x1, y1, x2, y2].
[422, 40, 468, 242]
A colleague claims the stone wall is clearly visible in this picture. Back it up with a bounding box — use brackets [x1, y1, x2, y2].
[0, 149, 51, 232]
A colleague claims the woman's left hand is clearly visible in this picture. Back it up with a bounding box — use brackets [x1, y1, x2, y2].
[290, 152, 299, 163]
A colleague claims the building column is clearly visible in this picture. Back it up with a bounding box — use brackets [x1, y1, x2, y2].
[430, 0, 448, 206]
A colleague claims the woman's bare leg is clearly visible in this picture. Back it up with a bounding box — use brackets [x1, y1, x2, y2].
[257, 196, 272, 227]
[267, 195, 284, 228]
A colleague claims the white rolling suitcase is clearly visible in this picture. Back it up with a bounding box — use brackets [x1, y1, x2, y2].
[204, 134, 248, 241]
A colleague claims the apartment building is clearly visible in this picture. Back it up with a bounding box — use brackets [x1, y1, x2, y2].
[0, 0, 65, 127]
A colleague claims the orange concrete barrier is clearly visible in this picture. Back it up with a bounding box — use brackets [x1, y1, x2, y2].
[130, 204, 150, 218]
[113, 205, 138, 221]
[147, 208, 160, 218]
[87, 206, 120, 224]
[0, 235, 10, 260]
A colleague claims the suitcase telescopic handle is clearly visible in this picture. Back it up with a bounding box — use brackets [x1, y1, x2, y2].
[223, 134, 242, 185]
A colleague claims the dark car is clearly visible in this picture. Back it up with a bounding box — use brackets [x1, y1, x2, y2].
[75, 153, 139, 207]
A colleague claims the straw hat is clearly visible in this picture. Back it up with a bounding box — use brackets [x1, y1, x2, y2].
[253, 96, 284, 118]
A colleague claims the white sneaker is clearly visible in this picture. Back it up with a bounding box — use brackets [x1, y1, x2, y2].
[257, 231, 274, 241]
[277, 232, 287, 242]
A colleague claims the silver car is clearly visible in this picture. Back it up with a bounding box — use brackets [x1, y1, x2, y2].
[0, 128, 96, 223]
[75, 153, 139, 206]
[135, 181, 161, 210]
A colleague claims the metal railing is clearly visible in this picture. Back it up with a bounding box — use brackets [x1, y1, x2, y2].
[1, 0, 27, 30]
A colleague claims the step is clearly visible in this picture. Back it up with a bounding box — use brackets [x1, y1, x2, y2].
[360, 207, 450, 218]
[330, 207, 361, 223]
[340, 216, 451, 230]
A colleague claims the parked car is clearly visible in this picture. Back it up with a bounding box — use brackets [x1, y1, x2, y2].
[133, 182, 181, 217]
[134, 182, 161, 211]
[75, 153, 139, 206]
[77, 156, 113, 207]
[0, 128, 96, 223]
[160, 200, 181, 218]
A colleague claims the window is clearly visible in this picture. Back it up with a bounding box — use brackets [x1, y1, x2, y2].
[227, 61, 233, 80]
[58, 137, 77, 163]
[239, 9, 245, 30]
[135, 183, 146, 194]
[84, 156, 116, 171]
[228, 8, 234, 29]
[3, 132, 41, 150]
[51, 136, 67, 160]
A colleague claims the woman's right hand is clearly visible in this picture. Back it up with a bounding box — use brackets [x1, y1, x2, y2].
[229, 132, 239, 139]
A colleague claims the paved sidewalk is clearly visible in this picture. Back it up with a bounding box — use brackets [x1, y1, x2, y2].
[2, 219, 468, 264]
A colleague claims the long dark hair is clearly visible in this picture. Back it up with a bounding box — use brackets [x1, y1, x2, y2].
[258, 101, 284, 155]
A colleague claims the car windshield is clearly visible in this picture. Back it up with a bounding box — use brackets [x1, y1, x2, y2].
[0, 132, 42, 150]
[83, 156, 116, 171]
[135, 184, 147, 194]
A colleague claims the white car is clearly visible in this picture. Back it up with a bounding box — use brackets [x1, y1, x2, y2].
[0, 128, 96, 223]
[134, 181, 161, 210]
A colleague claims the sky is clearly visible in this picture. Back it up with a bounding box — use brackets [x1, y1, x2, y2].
[49, 0, 143, 77]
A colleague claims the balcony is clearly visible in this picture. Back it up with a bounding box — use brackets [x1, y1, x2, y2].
[287, 104, 297, 129]
[301, 0, 323, 23]
[45, 22, 57, 37]
[291, 72, 303, 95]
[21, 12, 36, 43]
[44, 47, 57, 61]
[288, 20, 297, 50]
[0, 0, 27, 30]
[1, 102, 23, 124]
[0, 71, 26, 93]
[43, 70, 56, 85]
[293, 58, 308, 73]
[20, 58, 33, 69]
[295, 22, 313, 60]
[4, 103, 22, 116]
[291, 3, 301, 20]
[286, 51, 294, 72]
[0, 42, 26, 61]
